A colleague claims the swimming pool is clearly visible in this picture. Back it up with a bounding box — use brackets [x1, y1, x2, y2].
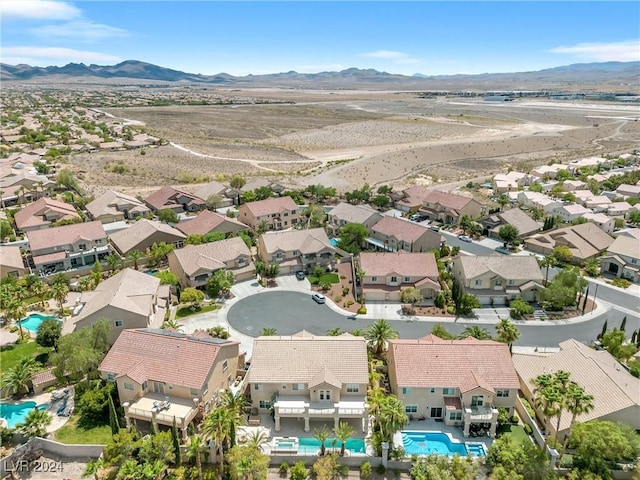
[0, 402, 49, 428]
[18, 313, 58, 333]
[402, 431, 485, 457]
[298, 437, 366, 454]
[329, 238, 339, 247]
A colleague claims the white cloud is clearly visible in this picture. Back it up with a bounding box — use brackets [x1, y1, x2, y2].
[30, 21, 130, 41]
[550, 40, 640, 62]
[1, 0, 80, 20]
[3, 46, 121, 66]
[361, 50, 422, 65]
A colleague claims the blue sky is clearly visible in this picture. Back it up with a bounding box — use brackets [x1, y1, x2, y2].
[2, 1, 639, 76]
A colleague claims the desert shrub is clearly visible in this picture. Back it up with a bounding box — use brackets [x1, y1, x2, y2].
[334, 295, 342, 302]
[357, 307, 367, 315]
[289, 461, 307, 480]
[342, 287, 349, 296]
[346, 300, 354, 306]
[376, 464, 386, 475]
[447, 305, 455, 314]
[434, 292, 446, 309]
[279, 462, 290, 475]
[360, 461, 371, 479]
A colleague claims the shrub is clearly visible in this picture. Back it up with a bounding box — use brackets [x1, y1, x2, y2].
[376, 464, 386, 475]
[320, 281, 331, 292]
[510, 299, 534, 319]
[279, 462, 290, 475]
[357, 307, 367, 315]
[346, 300, 354, 306]
[511, 414, 519, 423]
[289, 461, 307, 480]
[434, 292, 446, 309]
[334, 295, 342, 302]
[340, 275, 346, 280]
[523, 424, 532, 435]
[611, 278, 631, 289]
[447, 305, 455, 314]
[360, 461, 371, 479]
[342, 287, 349, 296]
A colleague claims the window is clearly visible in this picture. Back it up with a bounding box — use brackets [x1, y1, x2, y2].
[106, 373, 115, 382]
[293, 250, 299, 256]
[223, 360, 228, 372]
[346, 384, 359, 393]
[284, 212, 289, 217]
[190, 388, 199, 396]
[404, 277, 411, 282]
[449, 412, 462, 421]
[405, 405, 418, 414]
[292, 383, 304, 391]
[443, 388, 455, 395]
[508, 280, 515, 285]
[142, 381, 147, 391]
[475, 279, 482, 286]
[371, 276, 378, 282]
[430, 388, 436, 394]
[254, 383, 262, 391]
[79, 243, 87, 251]
[496, 389, 510, 398]
[319, 390, 331, 401]
[114, 320, 123, 327]
[391, 276, 398, 283]
[401, 387, 411, 395]
[124, 382, 134, 391]
[495, 280, 502, 286]
[292, 210, 296, 214]
[259, 400, 271, 409]
[471, 395, 484, 407]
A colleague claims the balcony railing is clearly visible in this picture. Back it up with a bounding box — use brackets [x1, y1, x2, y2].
[275, 402, 366, 417]
[68, 245, 111, 258]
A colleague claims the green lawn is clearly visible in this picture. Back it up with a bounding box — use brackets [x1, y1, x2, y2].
[54, 414, 112, 445]
[497, 424, 530, 443]
[0, 342, 49, 371]
[175, 304, 219, 319]
[310, 273, 340, 285]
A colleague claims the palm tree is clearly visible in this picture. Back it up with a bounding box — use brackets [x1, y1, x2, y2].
[29, 279, 50, 308]
[377, 395, 408, 447]
[127, 250, 143, 270]
[5, 299, 27, 339]
[460, 215, 474, 235]
[106, 254, 121, 275]
[246, 430, 269, 451]
[1, 358, 39, 397]
[539, 255, 558, 286]
[559, 383, 594, 462]
[17, 408, 52, 438]
[333, 421, 355, 457]
[314, 425, 331, 456]
[208, 325, 229, 339]
[551, 370, 573, 445]
[459, 325, 492, 340]
[50, 282, 69, 316]
[495, 318, 520, 353]
[201, 406, 232, 465]
[349, 329, 365, 337]
[161, 319, 184, 332]
[187, 435, 204, 480]
[258, 327, 277, 336]
[327, 327, 343, 336]
[220, 391, 248, 448]
[365, 319, 398, 356]
[496, 194, 510, 211]
[532, 374, 563, 451]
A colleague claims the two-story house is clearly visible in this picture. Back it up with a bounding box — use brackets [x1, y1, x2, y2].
[63, 268, 170, 345]
[391, 186, 432, 213]
[368, 216, 442, 253]
[237, 196, 299, 231]
[451, 255, 543, 305]
[175, 210, 247, 237]
[99, 328, 241, 439]
[26, 221, 111, 274]
[358, 252, 440, 302]
[109, 219, 187, 255]
[193, 180, 234, 208]
[144, 185, 206, 214]
[387, 334, 520, 438]
[327, 202, 383, 236]
[478, 208, 541, 239]
[86, 190, 151, 224]
[517, 191, 561, 214]
[583, 212, 615, 234]
[553, 203, 592, 223]
[600, 236, 640, 283]
[14, 197, 81, 232]
[248, 331, 369, 433]
[0, 246, 28, 278]
[419, 191, 483, 225]
[257, 228, 336, 275]
[167, 237, 255, 288]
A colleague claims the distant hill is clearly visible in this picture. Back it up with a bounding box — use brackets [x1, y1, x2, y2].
[1, 59, 638, 90]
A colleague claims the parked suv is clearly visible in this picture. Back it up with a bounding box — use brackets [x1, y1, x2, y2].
[312, 293, 326, 304]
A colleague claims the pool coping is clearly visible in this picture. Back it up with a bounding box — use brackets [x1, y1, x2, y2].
[400, 430, 488, 457]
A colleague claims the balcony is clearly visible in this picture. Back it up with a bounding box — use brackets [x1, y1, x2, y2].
[124, 392, 199, 430]
[275, 398, 367, 418]
[465, 405, 497, 422]
[68, 244, 111, 258]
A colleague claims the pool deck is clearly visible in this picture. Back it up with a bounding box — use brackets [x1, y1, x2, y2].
[397, 418, 493, 453]
[1, 391, 72, 434]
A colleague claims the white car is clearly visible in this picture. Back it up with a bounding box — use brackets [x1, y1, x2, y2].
[311, 293, 326, 304]
[458, 234, 472, 243]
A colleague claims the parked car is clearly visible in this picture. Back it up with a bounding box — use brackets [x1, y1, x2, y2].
[458, 234, 472, 243]
[430, 225, 440, 232]
[295, 271, 305, 280]
[311, 293, 326, 304]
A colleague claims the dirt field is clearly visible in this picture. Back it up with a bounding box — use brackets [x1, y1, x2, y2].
[65, 90, 640, 196]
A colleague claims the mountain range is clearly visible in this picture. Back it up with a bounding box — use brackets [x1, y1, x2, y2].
[1, 60, 639, 90]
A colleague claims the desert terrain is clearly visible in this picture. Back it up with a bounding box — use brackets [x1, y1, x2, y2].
[65, 89, 640, 196]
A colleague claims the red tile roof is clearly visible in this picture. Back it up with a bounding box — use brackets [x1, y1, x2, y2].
[371, 216, 435, 243]
[242, 196, 297, 218]
[359, 252, 438, 278]
[26, 220, 107, 252]
[176, 210, 245, 236]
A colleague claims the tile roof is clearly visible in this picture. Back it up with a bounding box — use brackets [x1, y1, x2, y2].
[359, 251, 438, 278]
[99, 329, 239, 390]
[176, 210, 245, 236]
[0, 245, 25, 270]
[241, 196, 297, 217]
[27, 220, 107, 252]
[512, 339, 640, 432]
[144, 185, 204, 211]
[260, 228, 334, 254]
[492, 208, 540, 236]
[169, 237, 252, 276]
[329, 202, 382, 225]
[109, 218, 186, 254]
[86, 190, 149, 220]
[423, 190, 477, 210]
[193, 180, 229, 201]
[525, 223, 614, 260]
[394, 186, 432, 208]
[455, 255, 543, 282]
[606, 236, 640, 260]
[15, 197, 80, 230]
[388, 335, 519, 390]
[371, 216, 437, 243]
[248, 331, 368, 385]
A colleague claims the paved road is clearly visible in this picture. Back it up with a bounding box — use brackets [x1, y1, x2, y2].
[226, 291, 640, 348]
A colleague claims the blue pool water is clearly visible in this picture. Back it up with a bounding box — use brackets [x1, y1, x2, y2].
[298, 437, 366, 454]
[18, 313, 58, 333]
[402, 431, 485, 457]
[329, 238, 339, 247]
[0, 402, 49, 428]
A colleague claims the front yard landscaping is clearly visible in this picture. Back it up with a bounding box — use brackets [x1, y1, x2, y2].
[309, 273, 340, 285]
[175, 303, 219, 319]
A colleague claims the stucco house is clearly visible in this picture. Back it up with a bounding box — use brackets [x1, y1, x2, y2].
[167, 237, 255, 288]
[419, 191, 483, 224]
[387, 334, 520, 437]
[175, 210, 246, 237]
[193, 180, 234, 208]
[513, 339, 640, 442]
[327, 202, 383, 235]
[0, 245, 27, 278]
[600, 236, 640, 282]
[86, 190, 151, 224]
[583, 212, 615, 234]
[257, 228, 336, 274]
[109, 219, 187, 255]
[14, 197, 80, 232]
[247, 331, 369, 433]
[26, 221, 111, 274]
[368, 216, 442, 253]
[144, 186, 205, 214]
[451, 255, 543, 305]
[524, 223, 614, 264]
[358, 252, 440, 302]
[62, 268, 170, 345]
[99, 328, 240, 439]
[478, 208, 541, 239]
[392, 185, 432, 212]
[238, 196, 300, 231]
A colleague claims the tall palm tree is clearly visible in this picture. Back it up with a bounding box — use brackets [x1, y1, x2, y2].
[333, 421, 355, 457]
[313, 425, 331, 457]
[495, 318, 520, 353]
[16, 408, 52, 438]
[539, 255, 558, 286]
[50, 282, 69, 316]
[187, 435, 204, 480]
[106, 254, 122, 275]
[220, 391, 248, 448]
[365, 319, 398, 356]
[1, 357, 39, 397]
[6, 299, 27, 339]
[29, 279, 50, 308]
[532, 374, 563, 451]
[246, 430, 269, 451]
[377, 395, 408, 447]
[127, 250, 143, 270]
[551, 370, 573, 444]
[559, 383, 594, 462]
[459, 325, 492, 340]
[201, 406, 232, 465]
